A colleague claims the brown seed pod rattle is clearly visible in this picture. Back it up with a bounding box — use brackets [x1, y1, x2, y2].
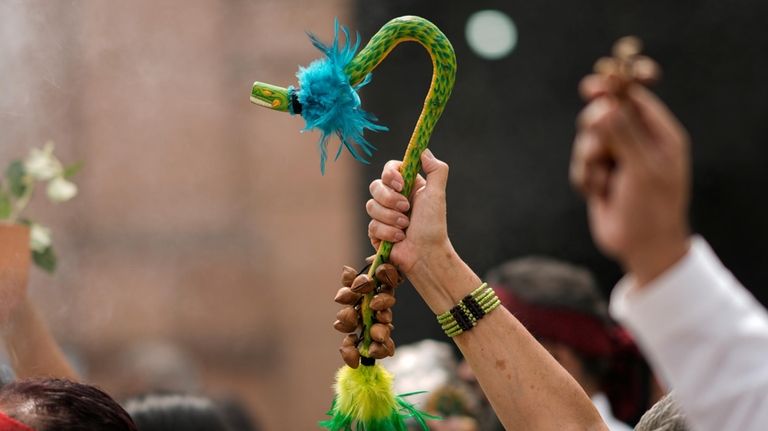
[333, 262, 404, 367]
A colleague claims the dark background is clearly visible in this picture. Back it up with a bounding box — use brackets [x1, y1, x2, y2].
[354, 0, 768, 344]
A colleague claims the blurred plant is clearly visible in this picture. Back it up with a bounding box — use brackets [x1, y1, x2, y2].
[0, 142, 80, 273]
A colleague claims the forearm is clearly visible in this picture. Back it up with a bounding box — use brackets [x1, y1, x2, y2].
[611, 237, 768, 431]
[623, 224, 690, 288]
[409, 244, 607, 431]
[3, 297, 79, 381]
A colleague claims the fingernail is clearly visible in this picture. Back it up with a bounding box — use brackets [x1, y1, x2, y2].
[397, 201, 410, 212]
[392, 180, 403, 192]
[396, 216, 409, 228]
[423, 149, 435, 159]
[394, 232, 405, 241]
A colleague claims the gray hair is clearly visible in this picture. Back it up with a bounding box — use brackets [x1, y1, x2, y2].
[485, 256, 609, 321]
[635, 394, 688, 431]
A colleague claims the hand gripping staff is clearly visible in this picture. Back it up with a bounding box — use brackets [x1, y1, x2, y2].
[250, 16, 456, 430]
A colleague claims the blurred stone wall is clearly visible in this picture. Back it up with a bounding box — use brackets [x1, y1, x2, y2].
[0, 1, 359, 429]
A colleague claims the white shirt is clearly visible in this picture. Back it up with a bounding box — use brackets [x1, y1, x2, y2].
[592, 392, 632, 431]
[610, 237, 768, 431]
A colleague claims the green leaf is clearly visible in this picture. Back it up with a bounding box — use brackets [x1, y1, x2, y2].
[0, 191, 10, 219]
[6, 160, 27, 197]
[62, 161, 83, 179]
[32, 245, 57, 274]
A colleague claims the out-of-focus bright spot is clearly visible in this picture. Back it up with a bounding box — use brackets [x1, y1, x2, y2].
[465, 10, 518, 60]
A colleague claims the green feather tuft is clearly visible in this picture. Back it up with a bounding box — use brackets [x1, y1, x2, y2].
[319, 365, 439, 431]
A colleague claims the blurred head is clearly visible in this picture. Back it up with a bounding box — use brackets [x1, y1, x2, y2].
[379, 340, 481, 431]
[214, 396, 261, 431]
[124, 393, 231, 431]
[484, 256, 648, 422]
[486, 256, 614, 387]
[0, 378, 137, 431]
[635, 394, 688, 431]
[113, 341, 202, 397]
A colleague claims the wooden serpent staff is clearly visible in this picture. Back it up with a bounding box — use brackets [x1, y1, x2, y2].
[251, 15, 456, 430]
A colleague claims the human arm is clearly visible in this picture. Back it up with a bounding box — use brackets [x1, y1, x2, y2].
[571, 74, 768, 431]
[0, 225, 78, 381]
[366, 151, 607, 431]
[569, 75, 691, 287]
[611, 237, 768, 431]
[4, 297, 79, 380]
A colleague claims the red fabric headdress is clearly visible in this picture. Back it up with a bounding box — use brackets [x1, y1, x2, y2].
[0, 412, 35, 431]
[495, 285, 649, 423]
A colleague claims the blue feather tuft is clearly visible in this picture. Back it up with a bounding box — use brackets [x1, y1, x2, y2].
[295, 19, 388, 174]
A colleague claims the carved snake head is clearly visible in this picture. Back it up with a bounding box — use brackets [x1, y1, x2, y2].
[250, 81, 291, 112]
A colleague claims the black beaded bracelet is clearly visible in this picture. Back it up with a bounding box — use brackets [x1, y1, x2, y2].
[436, 283, 501, 337]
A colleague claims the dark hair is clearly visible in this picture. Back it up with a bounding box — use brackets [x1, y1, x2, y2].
[215, 396, 261, 431]
[0, 378, 137, 431]
[124, 393, 231, 431]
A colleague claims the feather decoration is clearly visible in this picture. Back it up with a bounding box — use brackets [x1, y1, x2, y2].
[319, 365, 439, 431]
[295, 20, 388, 174]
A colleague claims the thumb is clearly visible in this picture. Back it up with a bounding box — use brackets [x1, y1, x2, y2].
[420, 149, 449, 193]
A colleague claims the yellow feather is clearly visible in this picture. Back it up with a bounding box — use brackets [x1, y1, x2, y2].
[334, 365, 398, 421]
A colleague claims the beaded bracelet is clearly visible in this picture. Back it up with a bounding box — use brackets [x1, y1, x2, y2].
[436, 283, 501, 337]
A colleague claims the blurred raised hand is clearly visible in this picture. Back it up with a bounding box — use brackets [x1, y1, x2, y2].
[570, 74, 691, 286]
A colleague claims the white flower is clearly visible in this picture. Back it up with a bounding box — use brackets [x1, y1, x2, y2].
[24, 142, 63, 181]
[46, 176, 78, 202]
[29, 223, 52, 252]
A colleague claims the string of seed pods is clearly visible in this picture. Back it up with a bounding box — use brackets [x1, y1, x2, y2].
[333, 260, 403, 368]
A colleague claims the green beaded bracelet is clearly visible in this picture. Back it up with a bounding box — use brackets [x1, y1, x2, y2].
[436, 283, 501, 337]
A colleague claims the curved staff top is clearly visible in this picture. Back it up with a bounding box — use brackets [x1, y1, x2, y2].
[250, 15, 456, 430]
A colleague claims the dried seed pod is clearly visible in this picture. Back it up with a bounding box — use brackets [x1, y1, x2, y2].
[368, 342, 389, 359]
[383, 337, 396, 356]
[341, 266, 358, 287]
[342, 333, 358, 348]
[370, 293, 396, 311]
[375, 263, 400, 288]
[334, 287, 361, 305]
[370, 323, 391, 343]
[350, 274, 375, 294]
[334, 307, 359, 333]
[377, 285, 395, 297]
[336, 306, 358, 325]
[334, 319, 357, 333]
[340, 345, 361, 368]
[375, 309, 393, 324]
